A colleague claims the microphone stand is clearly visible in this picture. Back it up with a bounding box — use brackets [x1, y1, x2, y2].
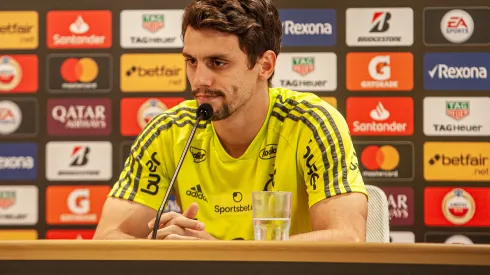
[151, 104, 212, 239]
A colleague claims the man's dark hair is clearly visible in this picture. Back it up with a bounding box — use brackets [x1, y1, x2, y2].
[182, 0, 282, 87]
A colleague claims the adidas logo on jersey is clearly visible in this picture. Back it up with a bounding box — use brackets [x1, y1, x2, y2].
[186, 184, 207, 202]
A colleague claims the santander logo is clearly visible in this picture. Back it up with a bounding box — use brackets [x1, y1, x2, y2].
[346, 97, 413, 136]
[47, 10, 112, 49]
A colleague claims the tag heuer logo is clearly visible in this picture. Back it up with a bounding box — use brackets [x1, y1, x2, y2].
[142, 14, 164, 33]
[446, 101, 469, 121]
[292, 57, 314, 76]
[0, 191, 16, 209]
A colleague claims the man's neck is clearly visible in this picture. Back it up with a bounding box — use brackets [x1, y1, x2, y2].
[212, 87, 270, 159]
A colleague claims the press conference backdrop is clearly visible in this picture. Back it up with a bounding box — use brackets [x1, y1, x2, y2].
[0, 0, 489, 244]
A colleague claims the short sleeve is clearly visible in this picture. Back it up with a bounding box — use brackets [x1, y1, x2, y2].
[297, 102, 367, 208]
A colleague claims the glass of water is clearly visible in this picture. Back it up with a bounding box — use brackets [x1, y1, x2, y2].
[252, 191, 292, 241]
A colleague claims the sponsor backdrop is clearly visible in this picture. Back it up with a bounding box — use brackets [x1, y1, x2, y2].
[0, 0, 489, 243]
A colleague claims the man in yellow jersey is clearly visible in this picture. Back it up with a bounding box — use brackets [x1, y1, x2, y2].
[94, 0, 368, 241]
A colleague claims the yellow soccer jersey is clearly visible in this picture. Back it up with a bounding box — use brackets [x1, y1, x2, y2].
[109, 87, 367, 240]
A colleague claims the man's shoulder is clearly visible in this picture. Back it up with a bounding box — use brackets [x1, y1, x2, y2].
[269, 87, 344, 127]
[145, 99, 202, 130]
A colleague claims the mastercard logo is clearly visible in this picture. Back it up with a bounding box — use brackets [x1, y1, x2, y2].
[60, 57, 98, 83]
[361, 145, 400, 171]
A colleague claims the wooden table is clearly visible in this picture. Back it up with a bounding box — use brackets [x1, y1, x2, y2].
[0, 240, 489, 275]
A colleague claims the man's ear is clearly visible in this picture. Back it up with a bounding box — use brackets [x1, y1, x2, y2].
[257, 50, 276, 82]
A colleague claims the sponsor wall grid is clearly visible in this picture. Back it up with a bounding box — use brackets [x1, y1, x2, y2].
[0, 0, 489, 243]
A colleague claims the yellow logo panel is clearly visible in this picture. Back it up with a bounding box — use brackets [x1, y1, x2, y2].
[120, 53, 186, 92]
[424, 142, 490, 181]
[0, 11, 38, 49]
[0, 230, 38, 240]
[320, 97, 337, 109]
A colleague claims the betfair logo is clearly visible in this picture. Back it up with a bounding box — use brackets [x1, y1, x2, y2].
[424, 142, 490, 181]
[120, 53, 186, 92]
[0, 11, 38, 49]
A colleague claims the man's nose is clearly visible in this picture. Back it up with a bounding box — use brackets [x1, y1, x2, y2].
[192, 63, 213, 88]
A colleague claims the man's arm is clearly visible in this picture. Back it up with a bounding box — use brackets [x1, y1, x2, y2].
[292, 101, 368, 242]
[93, 197, 157, 239]
[289, 192, 367, 242]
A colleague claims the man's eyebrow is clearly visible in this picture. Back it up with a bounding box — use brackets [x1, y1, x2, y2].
[182, 52, 230, 60]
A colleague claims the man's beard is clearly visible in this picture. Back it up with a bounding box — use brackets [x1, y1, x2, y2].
[192, 87, 236, 121]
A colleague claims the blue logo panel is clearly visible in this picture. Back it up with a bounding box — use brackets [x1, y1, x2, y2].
[0, 143, 37, 180]
[279, 9, 336, 46]
[424, 52, 490, 91]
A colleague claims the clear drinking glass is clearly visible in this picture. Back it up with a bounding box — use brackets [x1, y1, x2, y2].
[252, 191, 292, 241]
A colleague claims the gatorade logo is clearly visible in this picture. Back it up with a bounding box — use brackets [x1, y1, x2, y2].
[259, 144, 277, 159]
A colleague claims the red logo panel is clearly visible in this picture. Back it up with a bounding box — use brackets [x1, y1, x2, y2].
[425, 187, 490, 227]
[0, 55, 38, 93]
[47, 10, 112, 49]
[346, 97, 413, 136]
[46, 229, 95, 239]
[120, 97, 185, 136]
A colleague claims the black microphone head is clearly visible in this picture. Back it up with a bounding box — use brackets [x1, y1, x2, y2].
[197, 103, 213, 120]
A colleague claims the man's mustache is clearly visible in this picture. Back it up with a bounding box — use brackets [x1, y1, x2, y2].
[192, 89, 225, 97]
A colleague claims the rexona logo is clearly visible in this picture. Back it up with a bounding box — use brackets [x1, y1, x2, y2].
[47, 54, 112, 93]
[423, 97, 490, 136]
[47, 98, 111, 136]
[272, 52, 336, 91]
[355, 142, 414, 181]
[120, 53, 186, 92]
[279, 9, 336, 46]
[120, 9, 184, 48]
[47, 10, 112, 49]
[424, 142, 490, 181]
[0, 55, 38, 93]
[346, 97, 413, 136]
[259, 144, 277, 159]
[186, 184, 207, 202]
[120, 97, 184, 136]
[425, 187, 490, 227]
[346, 8, 413, 46]
[0, 143, 37, 180]
[423, 7, 490, 46]
[0, 11, 38, 49]
[346, 52, 413, 91]
[424, 53, 490, 91]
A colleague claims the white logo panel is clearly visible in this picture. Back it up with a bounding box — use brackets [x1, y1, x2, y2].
[120, 9, 184, 48]
[390, 231, 415, 243]
[0, 185, 38, 225]
[271, 52, 336, 91]
[346, 7, 414, 46]
[423, 97, 490, 136]
[46, 141, 112, 181]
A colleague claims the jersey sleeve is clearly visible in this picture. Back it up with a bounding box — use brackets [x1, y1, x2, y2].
[297, 103, 367, 208]
[108, 115, 172, 211]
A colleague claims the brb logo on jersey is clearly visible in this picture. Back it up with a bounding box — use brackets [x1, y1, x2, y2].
[279, 9, 336, 46]
[424, 52, 490, 91]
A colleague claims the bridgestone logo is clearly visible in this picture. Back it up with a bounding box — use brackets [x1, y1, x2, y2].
[357, 36, 401, 42]
[58, 170, 100, 175]
[282, 20, 332, 35]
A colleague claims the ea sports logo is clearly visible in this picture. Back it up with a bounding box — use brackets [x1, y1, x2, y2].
[0, 100, 22, 135]
[442, 188, 475, 225]
[0, 56, 22, 92]
[61, 57, 99, 83]
[440, 9, 474, 44]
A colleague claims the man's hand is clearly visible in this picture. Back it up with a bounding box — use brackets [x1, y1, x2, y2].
[147, 203, 216, 240]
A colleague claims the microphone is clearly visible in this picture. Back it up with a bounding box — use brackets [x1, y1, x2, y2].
[151, 103, 213, 239]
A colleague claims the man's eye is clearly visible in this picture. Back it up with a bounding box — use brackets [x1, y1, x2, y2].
[213, 61, 226, 67]
[186, 59, 196, 65]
